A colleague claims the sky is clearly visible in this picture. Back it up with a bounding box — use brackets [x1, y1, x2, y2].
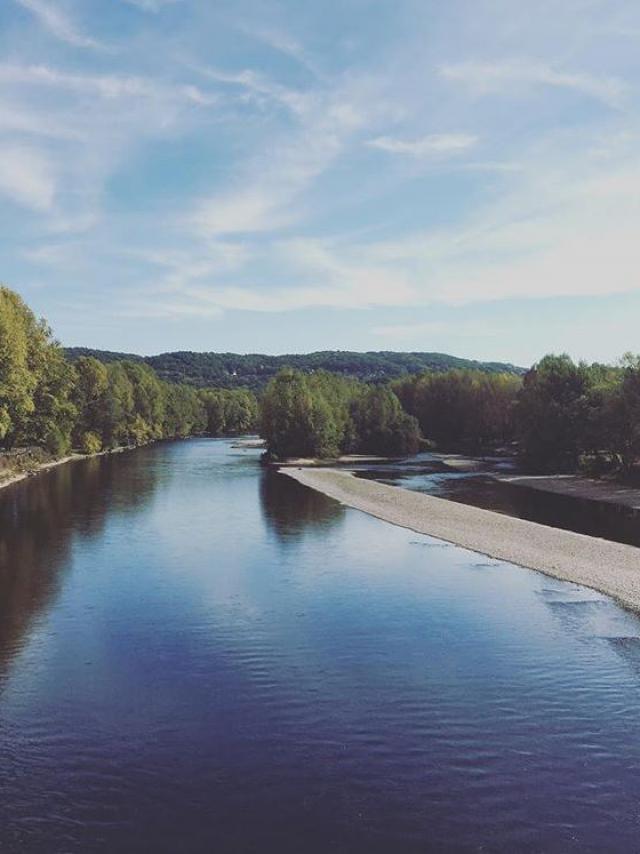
[1, 0, 640, 366]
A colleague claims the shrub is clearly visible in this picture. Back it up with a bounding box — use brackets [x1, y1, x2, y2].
[44, 426, 71, 457]
[80, 431, 102, 455]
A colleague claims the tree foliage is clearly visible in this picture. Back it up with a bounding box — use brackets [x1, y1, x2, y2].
[0, 286, 258, 457]
[7, 285, 640, 477]
[66, 347, 523, 391]
[199, 388, 259, 436]
[393, 369, 521, 451]
[260, 369, 420, 459]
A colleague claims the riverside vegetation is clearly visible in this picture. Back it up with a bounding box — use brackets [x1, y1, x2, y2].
[0, 286, 258, 465]
[3, 285, 640, 477]
[261, 356, 640, 476]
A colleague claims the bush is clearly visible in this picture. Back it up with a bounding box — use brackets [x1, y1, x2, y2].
[44, 426, 71, 457]
[80, 431, 102, 455]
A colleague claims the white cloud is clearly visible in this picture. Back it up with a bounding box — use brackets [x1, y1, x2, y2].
[0, 98, 84, 139]
[0, 145, 55, 211]
[191, 76, 376, 237]
[439, 60, 629, 108]
[0, 63, 216, 106]
[367, 133, 478, 156]
[123, 0, 181, 11]
[192, 65, 309, 115]
[236, 22, 316, 74]
[15, 0, 102, 49]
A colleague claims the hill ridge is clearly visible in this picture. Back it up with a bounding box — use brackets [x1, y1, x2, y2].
[65, 347, 524, 392]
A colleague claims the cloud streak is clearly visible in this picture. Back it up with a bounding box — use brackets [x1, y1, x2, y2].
[439, 60, 629, 108]
[15, 0, 102, 49]
[367, 133, 478, 156]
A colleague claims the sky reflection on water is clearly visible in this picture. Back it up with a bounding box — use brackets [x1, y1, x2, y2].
[1, 440, 640, 852]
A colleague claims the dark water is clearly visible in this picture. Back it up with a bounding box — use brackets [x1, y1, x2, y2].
[355, 453, 640, 547]
[2, 440, 640, 852]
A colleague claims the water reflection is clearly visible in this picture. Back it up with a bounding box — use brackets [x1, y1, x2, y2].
[3, 441, 640, 852]
[259, 468, 344, 543]
[0, 451, 159, 681]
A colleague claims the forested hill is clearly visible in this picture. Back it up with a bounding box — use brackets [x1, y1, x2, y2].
[65, 349, 524, 391]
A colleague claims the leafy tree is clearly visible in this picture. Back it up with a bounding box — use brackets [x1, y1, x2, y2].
[80, 431, 103, 455]
[72, 356, 109, 444]
[261, 369, 420, 459]
[351, 387, 420, 456]
[199, 388, 258, 436]
[394, 369, 521, 450]
[0, 286, 55, 445]
[101, 362, 135, 448]
[261, 370, 319, 458]
[516, 354, 593, 472]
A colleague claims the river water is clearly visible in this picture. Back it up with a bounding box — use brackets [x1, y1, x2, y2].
[1, 439, 640, 852]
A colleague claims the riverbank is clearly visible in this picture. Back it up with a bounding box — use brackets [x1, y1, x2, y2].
[284, 467, 640, 613]
[0, 446, 129, 493]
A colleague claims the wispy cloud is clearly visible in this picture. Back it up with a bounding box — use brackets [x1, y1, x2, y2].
[192, 65, 309, 115]
[123, 0, 181, 11]
[237, 22, 316, 74]
[14, 0, 102, 49]
[0, 145, 55, 211]
[367, 133, 478, 157]
[4, 0, 640, 360]
[191, 74, 380, 237]
[439, 60, 629, 108]
[0, 63, 216, 105]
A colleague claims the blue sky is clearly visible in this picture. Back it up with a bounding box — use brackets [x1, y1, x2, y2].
[1, 0, 639, 365]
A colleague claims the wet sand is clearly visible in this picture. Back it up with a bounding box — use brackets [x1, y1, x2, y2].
[284, 467, 640, 613]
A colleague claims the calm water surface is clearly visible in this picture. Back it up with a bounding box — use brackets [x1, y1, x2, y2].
[2, 439, 640, 852]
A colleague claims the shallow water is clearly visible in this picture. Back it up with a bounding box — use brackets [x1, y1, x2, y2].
[1, 439, 640, 852]
[355, 453, 640, 547]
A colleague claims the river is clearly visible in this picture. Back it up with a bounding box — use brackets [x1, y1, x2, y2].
[1, 439, 640, 852]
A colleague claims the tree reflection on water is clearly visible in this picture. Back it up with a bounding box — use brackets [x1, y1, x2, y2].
[259, 468, 345, 544]
[0, 452, 159, 682]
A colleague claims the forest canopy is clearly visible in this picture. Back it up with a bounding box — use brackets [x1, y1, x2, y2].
[66, 346, 523, 392]
[0, 286, 258, 456]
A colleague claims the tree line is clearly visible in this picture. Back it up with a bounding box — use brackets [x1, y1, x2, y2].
[5, 285, 640, 476]
[261, 356, 640, 476]
[0, 287, 258, 457]
[66, 346, 521, 392]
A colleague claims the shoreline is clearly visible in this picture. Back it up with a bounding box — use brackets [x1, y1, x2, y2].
[284, 467, 640, 614]
[0, 453, 86, 492]
[0, 433, 255, 494]
[0, 446, 130, 493]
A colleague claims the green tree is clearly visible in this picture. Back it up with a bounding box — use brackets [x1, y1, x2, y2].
[351, 386, 420, 456]
[72, 356, 108, 444]
[516, 354, 593, 472]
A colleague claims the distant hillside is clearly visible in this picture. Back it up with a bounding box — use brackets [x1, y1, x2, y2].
[65, 348, 525, 391]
